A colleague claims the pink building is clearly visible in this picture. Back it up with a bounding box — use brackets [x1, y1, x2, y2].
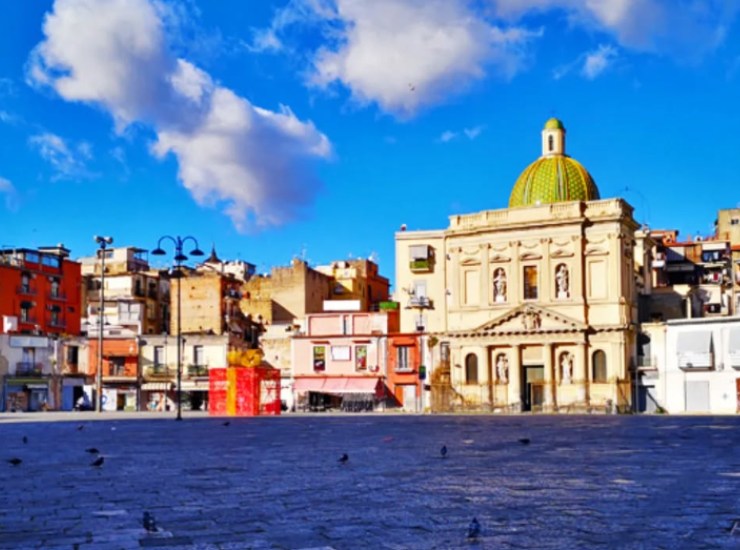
[292, 309, 399, 411]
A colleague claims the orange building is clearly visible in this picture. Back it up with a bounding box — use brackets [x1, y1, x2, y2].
[386, 333, 424, 410]
[0, 245, 82, 336]
[87, 337, 139, 410]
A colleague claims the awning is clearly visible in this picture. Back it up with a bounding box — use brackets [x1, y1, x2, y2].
[677, 331, 713, 368]
[728, 328, 740, 352]
[25, 384, 49, 390]
[677, 331, 712, 353]
[179, 380, 209, 391]
[141, 382, 172, 391]
[294, 377, 381, 395]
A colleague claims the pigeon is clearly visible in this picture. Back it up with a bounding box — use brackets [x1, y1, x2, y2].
[338, 453, 349, 464]
[77, 425, 85, 431]
[7, 458, 22, 466]
[142, 511, 157, 532]
[223, 421, 231, 427]
[440, 445, 448, 458]
[90, 456, 104, 467]
[467, 517, 481, 539]
[518, 438, 531, 445]
[85, 448, 100, 454]
[22, 436, 27, 444]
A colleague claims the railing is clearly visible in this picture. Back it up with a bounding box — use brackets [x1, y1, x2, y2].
[17, 286, 37, 295]
[409, 258, 432, 272]
[144, 365, 176, 378]
[48, 291, 67, 301]
[187, 365, 209, 377]
[15, 362, 44, 376]
[49, 318, 66, 328]
[18, 315, 38, 325]
[409, 296, 431, 308]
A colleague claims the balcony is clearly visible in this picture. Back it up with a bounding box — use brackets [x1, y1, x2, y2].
[409, 258, 432, 273]
[17, 285, 37, 295]
[49, 318, 66, 329]
[144, 365, 176, 378]
[408, 296, 432, 309]
[62, 364, 79, 375]
[15, 362, 44, 376]
[187, 365, 209, 377]
[18, 315, 38, 325]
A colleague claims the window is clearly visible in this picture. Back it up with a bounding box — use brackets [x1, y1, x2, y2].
[465, 353, 478, 384]
[66, 346, 79, 365]
[355, 345, 367, 371]
[548, 135, 554, 151]
[193, 345, 204, 366]
[110, 357, 126, 376]
[313, 346, 326, 371]
[342, 316, 350, 335]
[20, 274, 31, 294]
[523, 266, 538, 300]
[154, 346, 164, 367]
[731, 218, 739, 226]
[50, 278, 60, 297]
[331, 346, 351, 361]
[409, 245, 430, 260]
[50, 310, 60, 326]
[397, 346, 410, 371]
[41, 255, 60, 268]
[20, 306, 30, 323]
[592, 350, 607, 383]
[24, 252, 39, 264]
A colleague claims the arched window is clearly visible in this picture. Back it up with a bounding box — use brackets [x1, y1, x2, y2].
[548, 135, 554, 151]
[592, 350, 607, 383]
[465, 353, 478, 384]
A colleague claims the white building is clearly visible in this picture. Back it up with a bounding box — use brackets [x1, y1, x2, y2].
[639, 318, 740, 413]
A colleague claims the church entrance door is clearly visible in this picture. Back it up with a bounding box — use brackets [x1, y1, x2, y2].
[522, 366, 544, 411]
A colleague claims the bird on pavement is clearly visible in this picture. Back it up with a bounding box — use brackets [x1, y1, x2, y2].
[223, 421, 230, 427]
[338, 453, 349, 464]
[22, 436, 27, 444]
[7, 458, 22, 466]
[77, 425, 85, 431]
[142, 511, 157, 532]
[85, 448, 100, 454]
[440, 445, 448, 458]
[518, 438, 531, 445]
[467, 517, 481, 539]
[90, 456, 104, 467]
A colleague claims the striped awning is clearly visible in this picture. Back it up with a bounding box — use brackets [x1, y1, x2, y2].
[141, 382, 172, 391]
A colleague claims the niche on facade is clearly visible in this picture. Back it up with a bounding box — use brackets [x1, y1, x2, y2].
[559, 351, 573, 384]
[555, 263, 570, 299]
[492, 268, 507, 303]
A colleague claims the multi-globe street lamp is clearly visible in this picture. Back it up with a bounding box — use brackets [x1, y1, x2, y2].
[94, 235, 113, 413]
[151, 236, 204, 420]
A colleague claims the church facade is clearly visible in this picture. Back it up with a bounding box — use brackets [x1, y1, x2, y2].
[396, 119, 639, 412]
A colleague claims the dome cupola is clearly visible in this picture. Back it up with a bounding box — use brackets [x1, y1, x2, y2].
[509, 119, 600, 208]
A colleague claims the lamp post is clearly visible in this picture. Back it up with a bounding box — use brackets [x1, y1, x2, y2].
[151, 236, 204, 420]
[94, 235, 113, 413]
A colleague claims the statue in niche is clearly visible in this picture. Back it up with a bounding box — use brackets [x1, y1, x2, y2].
[556, 264, 570, 299]
[493, 268, 507, 303]
[560, 353, 573, 384]
[496, 354, 508, 383]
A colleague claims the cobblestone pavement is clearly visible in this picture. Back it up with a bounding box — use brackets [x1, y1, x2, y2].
[1, 414, 739, 549]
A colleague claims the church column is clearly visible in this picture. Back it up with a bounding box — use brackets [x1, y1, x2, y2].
[575, 341, 587, 405]
[509, 344, 521, 412]
[543, 343, 554, 411]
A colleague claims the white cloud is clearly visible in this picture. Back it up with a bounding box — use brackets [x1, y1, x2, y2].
[581, 44, 617, 78]
[438, 125, 485, 143]
[0, 177, 19, 211]
[492, 0, 738, 59]
[259, 0, 539, 118]
[27, 0, 331, 229]
[28, 132, 94, 181]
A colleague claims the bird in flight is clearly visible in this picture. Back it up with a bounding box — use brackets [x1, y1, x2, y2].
[7, 458, 22, 466]
[440, 445, 448, 458]
[338, 453, 349, 464]
[90, 456, 104, 467]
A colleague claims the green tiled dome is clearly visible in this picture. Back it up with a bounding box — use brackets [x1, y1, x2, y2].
[509, 155, 599, 208]
[544, 117, 565, 130]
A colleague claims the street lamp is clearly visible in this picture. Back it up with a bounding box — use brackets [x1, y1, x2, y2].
[151, 236, 204, 420]
[94, 235, 113, 413]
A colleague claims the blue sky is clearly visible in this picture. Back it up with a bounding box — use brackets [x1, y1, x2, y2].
[1, 0, 739, 287]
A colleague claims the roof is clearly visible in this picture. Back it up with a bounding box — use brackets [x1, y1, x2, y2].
[509, 155, 599, 207]
[544, 117, 565, 130]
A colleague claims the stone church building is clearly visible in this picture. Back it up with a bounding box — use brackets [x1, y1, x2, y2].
[395, 119, 639, 412]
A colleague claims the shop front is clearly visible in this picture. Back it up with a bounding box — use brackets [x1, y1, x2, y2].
[293, 376, 386, 412]
[3, 377, 51, 412]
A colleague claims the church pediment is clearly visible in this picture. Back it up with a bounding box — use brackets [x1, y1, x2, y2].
[472, 304, 586, 335]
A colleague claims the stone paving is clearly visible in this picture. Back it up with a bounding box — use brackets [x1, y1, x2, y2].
[1, 413, 739, 549]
